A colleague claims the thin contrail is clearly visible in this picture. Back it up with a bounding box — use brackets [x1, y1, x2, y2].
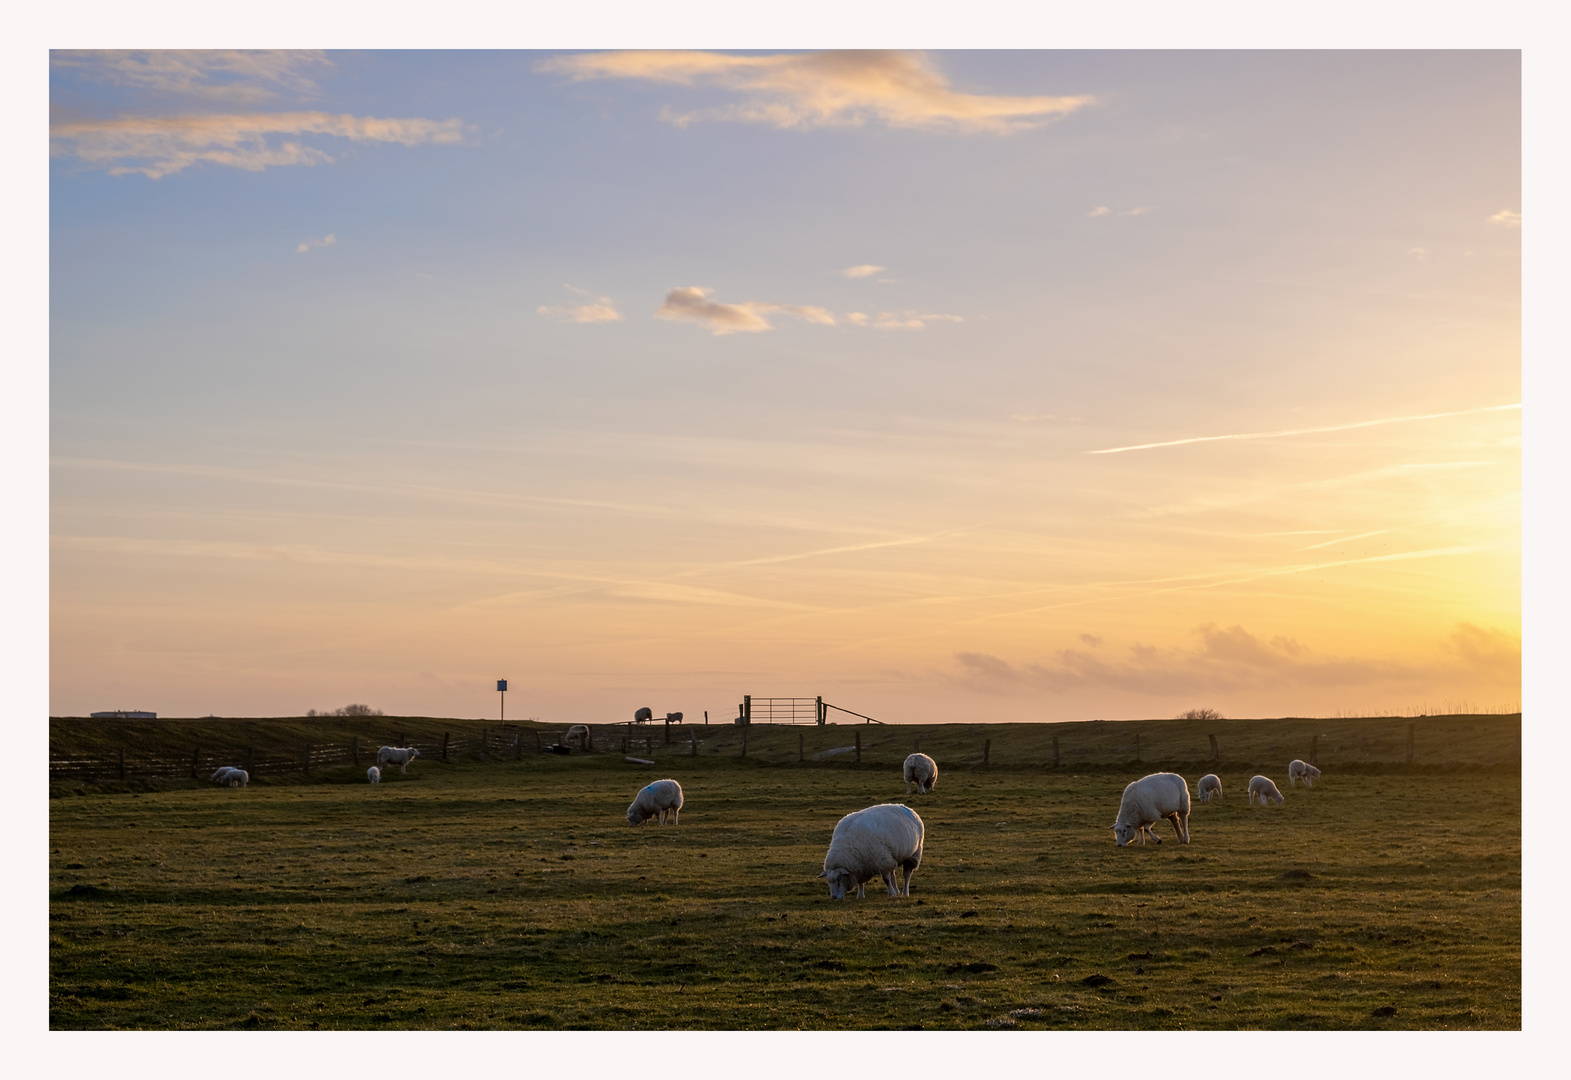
[1086, 403, 1521, 455]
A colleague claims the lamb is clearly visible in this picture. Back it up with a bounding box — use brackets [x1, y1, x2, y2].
[1288, 759, 1322, 787]
[903, 752, 938, 794]
[818, 803, 925, 899]
[376, 746, 420, 773]
[367, 766, 381, 784]
[626, 779, 683, 826]
[565, 724, 591, 750]
[1110, 772, 1191, 846]
[1248, 775, 1284, 805]
[1197, 773, 1223, 803]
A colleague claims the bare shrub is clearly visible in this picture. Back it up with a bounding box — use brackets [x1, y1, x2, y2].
[1178, 707, 1224, 720]
[308, 705, 384, 717]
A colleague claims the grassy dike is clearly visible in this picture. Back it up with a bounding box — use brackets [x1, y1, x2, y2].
[49, 715, 1520, 1029]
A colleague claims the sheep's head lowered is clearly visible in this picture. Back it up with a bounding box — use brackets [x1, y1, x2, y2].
[1111, 822, 1138, 847]
[818, 867, 858, 899]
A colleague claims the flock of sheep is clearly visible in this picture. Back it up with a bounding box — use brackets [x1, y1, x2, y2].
[1113, 759, 1324, 847]
[208, 738, 1325, 900]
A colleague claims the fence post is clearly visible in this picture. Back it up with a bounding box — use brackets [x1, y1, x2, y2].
[118, 748, 125, 781]
[799, 733, 804, 762]
[191, 747, 200, 779]
[1310, 734, 1319, 766]
[353, 736, 360, 766]
[984, 738, 991, 766]
[665, 721, 671, 746]
[855, 730, 861, 765]
[442, 733, 450, 762]
[398, 733, 406, 749]
[1135, 733, 1140, 763]
[691, 728, 698, 757]
[534, 730, 542, 753]
[744, 695, 752, 725]
[245, 747, 255, 777]
[1208, 733, 1219, 762]
[303, 745, 311, 774]
[1406, 723, 1415, 764]
[816, 696, 824, 725]
[1052, 735, 1059, 767]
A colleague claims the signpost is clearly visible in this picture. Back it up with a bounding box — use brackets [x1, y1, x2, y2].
[497, 679, 507, 722]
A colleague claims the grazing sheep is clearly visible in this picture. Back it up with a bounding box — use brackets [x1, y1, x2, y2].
[903, 752, 939, 795]
[634, 707, 653, 723]
[367, 766, 381, 784]
[210, 766, 248, 788]
[1111, 772, 1191, 847]
[1288, 759, 1322, 787]
[565, 724, 591, 750]
[818, 803, 925, 899]
[1248, 775, 1285, 805]
[1197, 773, 1223, 803]
[376, 746, 420, 773]
[627, 779, 684, 826]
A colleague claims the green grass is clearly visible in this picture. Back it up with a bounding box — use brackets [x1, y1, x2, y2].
[49, 718, 1520, 1030]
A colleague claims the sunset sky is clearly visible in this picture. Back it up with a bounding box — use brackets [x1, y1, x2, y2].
[48, 49, 1521, 723]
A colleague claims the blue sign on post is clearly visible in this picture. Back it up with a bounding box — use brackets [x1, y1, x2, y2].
[497, 680, 507, 692]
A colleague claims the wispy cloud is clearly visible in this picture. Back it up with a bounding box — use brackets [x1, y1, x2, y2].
[840, 264, 885, 278]
[951, 621, 1517, 698]
[538, 285, 622, 324]
[1088, 206, 1151, 218]
[846, 310, 963, 330]
[51, 111, 468, 179]
[296, 233, 335, 254]
[52, 50, 331, 103]
[655, 286, 835, 335]
[1299, 529, 1390, 551]
[1487, 208, 1521, 228]
[1086, 403, 1521, 455]
[538, 50, 1093, 134]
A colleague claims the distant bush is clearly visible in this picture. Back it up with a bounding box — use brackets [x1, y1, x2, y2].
[1178, 707, 1224, 720]
[307, 705, 384, 718]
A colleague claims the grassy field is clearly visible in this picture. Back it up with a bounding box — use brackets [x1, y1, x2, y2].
[48, 716, 1520, 1030]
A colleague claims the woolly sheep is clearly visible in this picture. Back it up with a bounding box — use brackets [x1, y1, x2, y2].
[565, 724, 591, 750]
[627, 779, 683, 826]
[210, 766, 248, 788]
[634, 707, 654, 723]
[376, 746, 420, 773]
[818, 803, 925, 899]
[210, 767, 237, 783]
[903, 752, 938, 795]
[1288, 759, 1322, 787]
[1197, 773, 1223, 803]
[367, 766, 381, 784]
[1110, 772, 1191, 847]
[1248, 775, 1284, 805]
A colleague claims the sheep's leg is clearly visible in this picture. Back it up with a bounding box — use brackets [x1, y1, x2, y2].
[884, 870, 899, 897]
[671, 807, 679, 825]
[855, 882, 866, 899]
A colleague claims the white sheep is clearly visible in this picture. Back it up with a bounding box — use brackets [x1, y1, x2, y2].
[565, 725, 591, 750]
[818, 803, 925, 899]
[210, 766, 248, 788]
[1197, 773, 1223, 803]
[376, 746, 420, 773]
[1248, 775, 1285, 805]
[367, 766, 381, 784]
[1110, 772, 1191, 847]
[627, 779, 684, 826]
[903, 752, 938, 794]
[1288, 759, 1322, 787]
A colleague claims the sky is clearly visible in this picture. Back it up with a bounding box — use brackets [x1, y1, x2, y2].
[47, 49, 1521, 723]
